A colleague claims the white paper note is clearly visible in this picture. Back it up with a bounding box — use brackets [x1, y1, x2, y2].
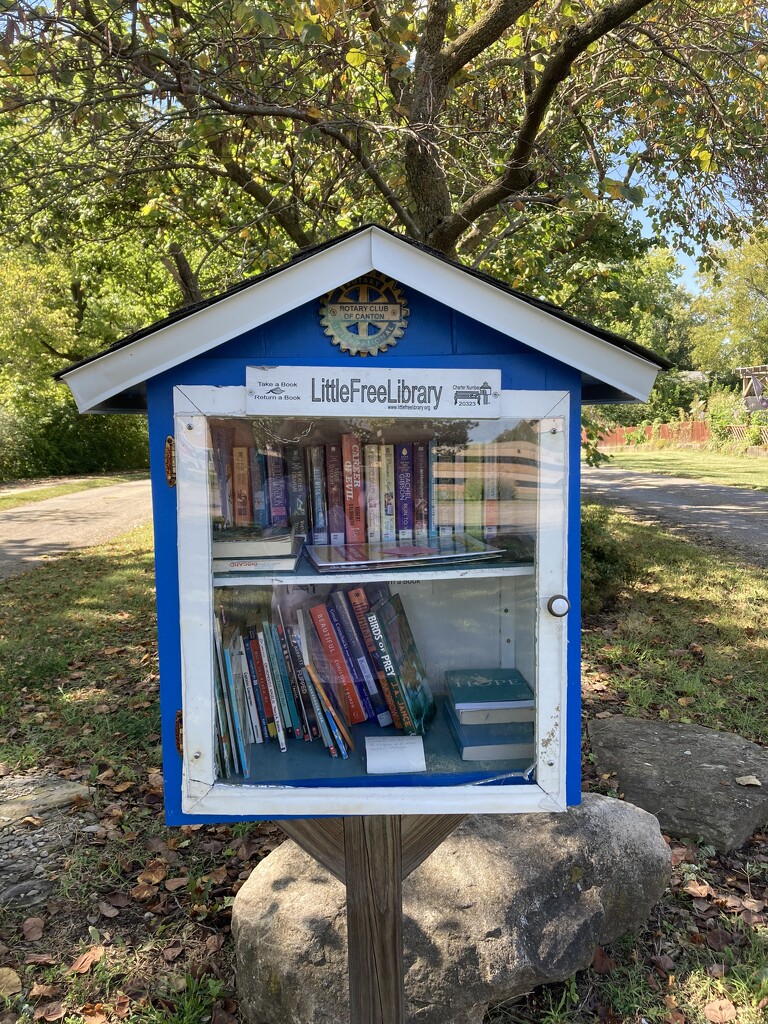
[365, 735, 427, 775]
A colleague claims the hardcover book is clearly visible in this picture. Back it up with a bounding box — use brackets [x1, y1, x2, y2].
[445, 667, 534, 709]
[248, 448, 268, 528]
[364, 444, 383, 544]
[308, 603, 368, 724]
[307, 445, 329, 544]
[395, 443, 413, 541]
[325, 442, 346, 545]
[304, 534, 502, 572]
[284, 444, 309, 537]
[443, 701, 535, 762]
[211, 525, 294, 557]
[379, 443, 396, 542]
[232, 446, 253, 527]
[341, 433, 366, 543]
[412, 442, 430, 542]
[328, 590, 392, 727]
[264, 444, 288, 527]
[347, 586, 403, 728]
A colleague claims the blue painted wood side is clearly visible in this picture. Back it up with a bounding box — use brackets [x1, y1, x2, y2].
[148, 281, 583, 823]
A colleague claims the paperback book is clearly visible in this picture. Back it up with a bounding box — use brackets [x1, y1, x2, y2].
[443, 701, 535, 762]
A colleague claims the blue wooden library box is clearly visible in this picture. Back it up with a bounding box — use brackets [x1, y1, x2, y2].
[59, 225, 666, 824]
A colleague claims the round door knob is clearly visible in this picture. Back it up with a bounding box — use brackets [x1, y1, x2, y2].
[547, 595, 570, 617]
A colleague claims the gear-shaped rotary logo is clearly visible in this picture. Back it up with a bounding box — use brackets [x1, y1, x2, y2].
[320, 273, 409, 356]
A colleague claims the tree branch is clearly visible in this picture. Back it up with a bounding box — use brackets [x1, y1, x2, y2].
[441, 0, 535, 77]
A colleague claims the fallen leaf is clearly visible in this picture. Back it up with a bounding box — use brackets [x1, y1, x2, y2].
[162, 944, 183, 963]
[98, 901, 119, 919]
[132, 883, 159, 901]
[703, 997, 737, 1023]
[203, 866, 228, 885]
[0, 763, 10, 777]
[654, 954, 676, 973]
[113, 994, 131, 1019]
[25, 953, 57, 965]
[23, 916, 45, 941]
[79, 1002, 107, 1024]
[104, 892, 130, 908]
[67, 945, 105, 974]
[32, 1001, 65, 1022]
[205, 933, 226, 954]
[30, 984, 62, 999]
[665, 1011, 685, 1024]
[595, 711, 613, 719]
[212, 1009, 238, 1024]
[112, 781, 135, 794]
[0, 968, 22, 996]
[138, 861, 167, 885]
[706, 928, 733, 952]
[20, 815, 44, 829]
[707, 964, 727, 978]
[735, 775, 761, 787]
[684, 880, 713, 899]
[742, 898, 765, 912]
[165, 877, 189, 892]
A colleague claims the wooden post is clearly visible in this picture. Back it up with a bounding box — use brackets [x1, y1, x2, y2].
[344, 815, 405, 1024]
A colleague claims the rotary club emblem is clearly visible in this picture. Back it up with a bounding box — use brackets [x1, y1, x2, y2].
[320, 273, 409, 355]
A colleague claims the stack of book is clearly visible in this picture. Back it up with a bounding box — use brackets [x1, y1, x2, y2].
[208, 422, 535, 561]
[211, 525, 301, 574]
[442, 667, 535, 761]
[212, 583, 436, 779]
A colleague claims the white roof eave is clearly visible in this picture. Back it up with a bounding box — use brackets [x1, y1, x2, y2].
[61, 226, 660, 413]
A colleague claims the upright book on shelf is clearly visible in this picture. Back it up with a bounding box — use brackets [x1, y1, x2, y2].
[379, 444, 396, 542]
[325, 442, 346, 545]
[364, 444, 383, 544]
[307, 445, 329, 544]
[412, 441, 429, 542]
[395, 443, 413, 541]
[341, 433, 366, 543]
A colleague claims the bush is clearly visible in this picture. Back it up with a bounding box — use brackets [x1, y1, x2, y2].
[0, 385, 148, 481]
[581, 505, 639, 615]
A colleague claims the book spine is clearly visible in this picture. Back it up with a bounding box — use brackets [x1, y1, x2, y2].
[213, 615, 240, 773]
[237, 634, 263, 744]
[379, 444, 396, 542]
[325, 442, 346, 545]
[228, 634, 254, 745]
[232, 447, 253, 527]
[271, 622, 304, 739]
[212, 641, 236, 776]
[242, 631, 270, 742]
[210, 424, 235, 527]
[248, 448, 268, 528]
[324, 601, 376, 722]
[412, 441, 430, 542]
[222, 647, 250, 775]
[483, 442, 499, 540]
[347, 587, 403, 728]
[363, 444, 382, 544]
[435, 447, 454, 538]
[285, 625, 321, 740]
[284, 444, 309, 537]
[310, 671, 349, 760]
[248, 633, 277, 739]
[304, 666, 341, 758]
[308, 603, 368, 724]
[265, 444, 288, 526]
[308, 445, 329, 544]
[328, 591, 391, 726]
[257, 631, 287, 752]
[262, 624, 293, 737]
[395, 443, 413, 540]
[364, 608, 417, 733]
[453, 449, 465, 535]
[341, 433, 366, 543]
[428, 440, 440, 538]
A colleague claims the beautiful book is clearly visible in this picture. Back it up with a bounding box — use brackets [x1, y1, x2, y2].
[347, 586, 403, 729]
[412, 441, 429, 542]
[304, 534, 502, 572]
[248, 448, 269, 528]
[307, 445, 329, 544]
[211, 525, 294, 558]
[395, 443, 413, 541]
[443, 701, 535, 762]
[379, 444, 396, 542]
[341, 433, 366, 543]
[364, 444, 383, 544]
[232, 446, 253, 527]
[328, 590, 392, 727]
[284, 444, 309, 538]
[325, 442, 346, 545]
[365, 594, 435, 735]
[265, 444, 288, 527]
[444, 667, 534, 710]
[308, 602, 368, 724]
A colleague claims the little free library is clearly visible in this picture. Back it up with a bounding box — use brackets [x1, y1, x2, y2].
[58, 224, 669, 825]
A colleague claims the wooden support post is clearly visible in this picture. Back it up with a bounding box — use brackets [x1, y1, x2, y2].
[344, 815, 405, 1024]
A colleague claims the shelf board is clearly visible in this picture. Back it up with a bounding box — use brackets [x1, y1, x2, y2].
[213, 558, 535, 587]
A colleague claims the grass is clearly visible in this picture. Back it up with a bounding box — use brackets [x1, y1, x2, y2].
[1, 510, 767, 1023]
[599, 448, 768, 492]
[0, 474, 149, 512]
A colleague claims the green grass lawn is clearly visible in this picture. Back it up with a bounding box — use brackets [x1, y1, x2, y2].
[0, 473, 149, 512]
[1, 514, 767, 1024]
[600, 448, 768, 492]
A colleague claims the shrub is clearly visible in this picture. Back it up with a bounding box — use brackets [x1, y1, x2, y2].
[581, 505, 639, 615]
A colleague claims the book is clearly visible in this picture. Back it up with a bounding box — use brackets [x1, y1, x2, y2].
[434, 446, 455, 538]
[347, 586, 403, 728]
[304, 533, 502, 572]
[325, 442, 346, 545]
[211, 525, 294, 558]
[248, 448, 268, 528]
[482, 443, 499, 540]
[270, 622, 304, 739]
[328, 590, 392, 727]
[232, 447, 253, 526]
[213, 613, 241, 775]
[365, 593, 435, 735]
[241, 628, 271, 742]
[212, 554, 300, 574]
[445, 667, 534, 710]
[236, 631, 263, 744]
[443, 701, 535, 761]
[257, 629, 287, 751]
[379, 444, 396, 542]
[222, 641, 250, 776]
[341, 433, 366, 543]
[212, 630, 236, 776]
[364, 444, 383, 544]
[307, 445, 329, 544]
[262, 623, 296, 739]
[428, 440, 439, 538]
[284, 444, 309, 537]
[412, 442, 430, 542]
[282, 621, 321, 740]
[453, 449, 465, 534]
[209, 422, 236, 527]
[265, 444, 288, 526]
[308, 602, 368, 724]
[305, 663, 347, 758]
[395, 443, 413, 541]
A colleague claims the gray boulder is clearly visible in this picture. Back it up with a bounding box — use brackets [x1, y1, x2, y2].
[588, 716, 768, 851]
[233, 794, 670, 1024]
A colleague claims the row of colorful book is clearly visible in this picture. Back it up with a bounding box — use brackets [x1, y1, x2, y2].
[209, 425, 528, 548]
[443, 667, 536, 761]
[212, 582, 436, 779]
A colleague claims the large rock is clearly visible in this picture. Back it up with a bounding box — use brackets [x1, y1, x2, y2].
[233, 795, 670, 1024]
[588, 716, 768, 852]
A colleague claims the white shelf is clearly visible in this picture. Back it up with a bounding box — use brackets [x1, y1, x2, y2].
[212, 561, 535, 587]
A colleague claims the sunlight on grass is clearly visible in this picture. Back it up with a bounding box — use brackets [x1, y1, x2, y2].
[602, 448, 768, 491]
[0, 473, 149, 511]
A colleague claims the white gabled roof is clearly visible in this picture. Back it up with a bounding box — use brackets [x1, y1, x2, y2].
[59, 225, 667, 413]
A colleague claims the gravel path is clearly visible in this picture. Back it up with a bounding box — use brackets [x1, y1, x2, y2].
[0, 479, 153, 581]
[582, 466, 768, 567]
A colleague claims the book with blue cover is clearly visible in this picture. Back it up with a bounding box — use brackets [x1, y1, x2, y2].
[443, 700, 535, 761]
[445, 667, 534, 711]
